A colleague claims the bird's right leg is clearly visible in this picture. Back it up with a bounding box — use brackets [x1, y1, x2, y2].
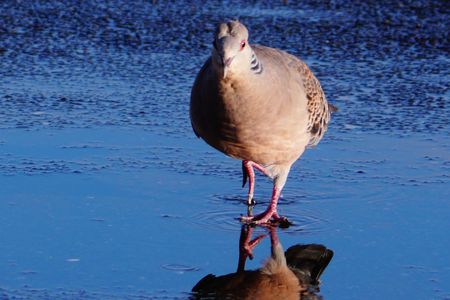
[242, 160, 272, 206]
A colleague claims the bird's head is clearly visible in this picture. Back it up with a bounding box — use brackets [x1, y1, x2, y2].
[211, 20, 251, 79]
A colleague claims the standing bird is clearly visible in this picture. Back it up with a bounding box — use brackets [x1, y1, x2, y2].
[190, 21, 336, 225]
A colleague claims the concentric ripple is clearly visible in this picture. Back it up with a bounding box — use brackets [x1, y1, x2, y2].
[161, 264, 200, 273]
[189, 209, 243, 232]
[189, 206, 328, 235]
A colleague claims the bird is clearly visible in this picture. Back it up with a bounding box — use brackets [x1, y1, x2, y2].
[191, 225, 334, 300]
[190, 20, 337, 225]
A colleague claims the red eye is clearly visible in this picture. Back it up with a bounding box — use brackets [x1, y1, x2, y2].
[240, 40, 246, 50]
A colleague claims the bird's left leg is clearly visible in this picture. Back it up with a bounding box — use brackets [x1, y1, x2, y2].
[242, 160, 272, 206]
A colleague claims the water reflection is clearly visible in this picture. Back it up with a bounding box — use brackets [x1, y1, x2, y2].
[191, 225, 333, 300]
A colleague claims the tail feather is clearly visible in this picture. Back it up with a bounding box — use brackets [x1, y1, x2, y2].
[285, 244, 333, 286]
[328, 103, 338, 113]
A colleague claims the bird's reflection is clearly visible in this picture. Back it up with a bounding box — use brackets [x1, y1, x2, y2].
[191, 225, 333, 300]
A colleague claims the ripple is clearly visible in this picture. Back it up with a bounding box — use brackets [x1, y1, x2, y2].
[207, 193, 248, 206]
[161, 263, 200, 273]
[189, 206, 328, 235]
[0, 156, 110, 176]
[0, 1, 448, 136]
[0, 287, 189, 300]
[283, 210, 330, 235]
[189, 209, 243, 232]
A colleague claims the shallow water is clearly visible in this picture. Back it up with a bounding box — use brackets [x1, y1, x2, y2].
[1, 1, 449, 299]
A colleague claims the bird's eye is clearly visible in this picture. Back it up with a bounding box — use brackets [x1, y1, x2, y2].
[240, 40, 246, 50]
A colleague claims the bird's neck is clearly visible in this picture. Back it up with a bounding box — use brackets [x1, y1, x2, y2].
[212, 48, 263, 82]
[249, 50, 263, 75]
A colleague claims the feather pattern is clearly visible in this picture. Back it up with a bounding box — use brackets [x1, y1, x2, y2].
[250, 51, 264, 74]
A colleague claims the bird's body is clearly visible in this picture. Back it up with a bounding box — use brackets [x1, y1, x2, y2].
[190, 21, 335, 224]
[191, 45, 317, 167]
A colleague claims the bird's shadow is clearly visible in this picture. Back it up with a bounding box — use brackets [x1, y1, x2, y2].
[190, 224, 333, 300]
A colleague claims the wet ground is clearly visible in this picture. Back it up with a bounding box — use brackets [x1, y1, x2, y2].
[0, 1, 449, 299]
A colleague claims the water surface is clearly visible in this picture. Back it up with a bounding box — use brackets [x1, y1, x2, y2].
[0, 1, 449, 299]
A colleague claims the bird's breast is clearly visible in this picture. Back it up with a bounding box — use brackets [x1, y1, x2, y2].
[196, 77, 309, 165]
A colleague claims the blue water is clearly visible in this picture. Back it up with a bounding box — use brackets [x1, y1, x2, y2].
[1, 1, 449, 299]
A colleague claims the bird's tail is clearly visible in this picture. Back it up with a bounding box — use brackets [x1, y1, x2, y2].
[328, 103, 338, 113]
[285, 244, 333, 286]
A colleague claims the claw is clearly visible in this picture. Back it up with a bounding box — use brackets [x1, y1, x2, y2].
[240, 211, 276, 225]
[239, 186, 291, 227]
[240, 214, 292, 228]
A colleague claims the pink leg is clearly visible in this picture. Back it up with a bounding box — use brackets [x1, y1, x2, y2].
[240, 186, 287, 225]
[242, 161, 255, 205]
[241, 161, 291, 226]
[242, 160, 272, 205]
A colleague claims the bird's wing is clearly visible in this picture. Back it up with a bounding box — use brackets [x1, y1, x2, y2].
[253, 45, 333, 147]
[287, 54, 332, 147]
